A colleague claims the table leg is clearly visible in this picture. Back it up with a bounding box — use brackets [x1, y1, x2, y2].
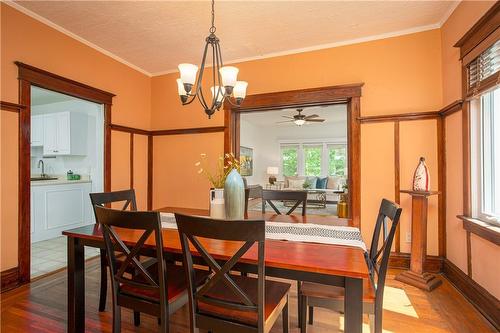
[344, 277, 363, 333]
[67, 236, 85, 333]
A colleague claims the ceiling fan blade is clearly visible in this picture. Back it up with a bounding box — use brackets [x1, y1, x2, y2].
[306, 119, 325, 122]
[281, 116, 294, 119]
[276, 120, 294, 124]
[304, 114, 319, 119]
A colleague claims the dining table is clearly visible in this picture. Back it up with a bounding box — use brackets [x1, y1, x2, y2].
[63, 207, 369, 333]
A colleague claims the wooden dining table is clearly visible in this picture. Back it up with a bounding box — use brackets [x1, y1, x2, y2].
[63, 207, 369, 333]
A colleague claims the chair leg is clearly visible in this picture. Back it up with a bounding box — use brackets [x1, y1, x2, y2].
[300, 295, 307, 333]
[133, 311, 140, 327]
[282, 297, 289, 333]
[308, 306, 314, 325]
[98, 251, 108, 312]
[112, 304, 121, 333]
[297, 281, 302, 328]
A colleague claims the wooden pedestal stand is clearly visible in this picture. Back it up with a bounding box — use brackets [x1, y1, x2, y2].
[396, 190, 442, 291]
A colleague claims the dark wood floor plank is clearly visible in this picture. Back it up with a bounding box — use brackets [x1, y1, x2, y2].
[0, 259, 496, 333]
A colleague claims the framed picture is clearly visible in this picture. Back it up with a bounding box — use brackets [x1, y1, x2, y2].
[240, 146, 253, 176]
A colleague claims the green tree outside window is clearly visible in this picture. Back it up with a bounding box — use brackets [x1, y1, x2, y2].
[282, 147, 298, 176]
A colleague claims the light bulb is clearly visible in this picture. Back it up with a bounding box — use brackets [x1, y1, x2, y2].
[219, 66, 239, 94]
[294, 119, 306, 126]
[211, 86, 225, 104]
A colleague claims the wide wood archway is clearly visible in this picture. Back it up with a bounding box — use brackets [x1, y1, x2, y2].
[224, 83, 363, 227]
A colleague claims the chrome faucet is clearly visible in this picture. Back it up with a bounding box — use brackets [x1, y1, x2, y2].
[38, 160, 46, 178]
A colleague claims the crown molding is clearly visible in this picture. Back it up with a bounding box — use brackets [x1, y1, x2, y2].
[5, 0, 460, 78]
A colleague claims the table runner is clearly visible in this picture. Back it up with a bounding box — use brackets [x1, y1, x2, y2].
[160, 213, 366, 251]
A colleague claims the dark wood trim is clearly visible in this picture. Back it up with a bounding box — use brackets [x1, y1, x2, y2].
[443, 258, 500, 331]
[462, 101, 471, 216]
[130, 133, 134, 190]
[231, 83, 363, 112]
[388, 253, 442, 273]
[225, 84, 363, 228]
[18, 79, 31, 284]
[0, 101, 26, 112]
[439, 100, 463, 117]
[150, 126, 225, 136]
[454, 2, 500, 59]
[16, 63, 114, 286]
[358, 111, 440, 123]
[1, 267, 20, 293]
[394, 121, 401, 253]
[347, 97, 361, 228]
[437, 117, 446, 258]
[104, 105, 112, 193]
[147, 135, 153, 210]
[466, 231, 472, 278]
[109, 123, 151, 136]
[458, 215, 500, 246]
[15, 62, 115, 104]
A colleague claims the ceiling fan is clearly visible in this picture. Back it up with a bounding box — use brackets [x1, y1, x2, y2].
[277, 108, 325, 126]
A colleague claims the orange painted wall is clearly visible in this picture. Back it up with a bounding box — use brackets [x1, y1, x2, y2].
[441, 1, 500, 299]
[0, 3, 151, 271]
[151, 29, 444, 258]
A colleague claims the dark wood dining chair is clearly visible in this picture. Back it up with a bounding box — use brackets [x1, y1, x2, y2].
[245, 185, 263, 214]
[299, 198, 402, 333]
[95, 206, 209, 333]
[175, 213, 291, 333]
[90, 189, 140, 313]
[261, 189, 307, 216]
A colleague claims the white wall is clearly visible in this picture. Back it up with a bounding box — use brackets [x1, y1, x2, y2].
[240, 117, 347, 185]
[31, 99, 104, 192]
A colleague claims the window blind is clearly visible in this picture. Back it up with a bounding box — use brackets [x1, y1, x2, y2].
[467, 40, 500, 94]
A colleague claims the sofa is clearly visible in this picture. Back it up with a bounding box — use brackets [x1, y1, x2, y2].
[283, 175, 346, 203]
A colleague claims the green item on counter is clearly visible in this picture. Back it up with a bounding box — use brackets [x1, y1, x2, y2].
[67, 170, 73, 180]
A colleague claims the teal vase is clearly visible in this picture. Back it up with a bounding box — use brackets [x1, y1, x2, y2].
[224, 169, 245, 220]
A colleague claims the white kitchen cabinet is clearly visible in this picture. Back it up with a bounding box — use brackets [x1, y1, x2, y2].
[31, 115, 44, 146]
[31, 181, 93, 242]
[43, 112, 87, 156]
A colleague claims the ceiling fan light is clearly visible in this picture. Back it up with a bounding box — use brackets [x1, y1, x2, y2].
[178, 63, 198, 88]
[219, 66, 239, 88]
[294, 119, 306, 126]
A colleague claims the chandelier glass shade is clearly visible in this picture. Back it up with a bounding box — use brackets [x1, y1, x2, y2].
[176, 0, 247, 118]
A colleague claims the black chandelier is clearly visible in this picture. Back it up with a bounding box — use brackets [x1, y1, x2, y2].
[176, 0, 248, 118]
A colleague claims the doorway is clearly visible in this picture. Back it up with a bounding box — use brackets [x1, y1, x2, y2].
[16, 62, 114, 284]
[29, 87, 104, 278]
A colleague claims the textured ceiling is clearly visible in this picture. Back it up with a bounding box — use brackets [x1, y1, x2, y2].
[13, 1, 457, 75]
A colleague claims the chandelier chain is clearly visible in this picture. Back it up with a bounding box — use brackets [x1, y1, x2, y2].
[209, 0, 216, 34]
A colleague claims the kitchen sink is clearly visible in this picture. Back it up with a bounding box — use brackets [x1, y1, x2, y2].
[31, 176, 58, 181]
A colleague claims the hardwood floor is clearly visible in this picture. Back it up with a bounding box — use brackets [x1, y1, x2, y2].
[0, 258, 496, 333]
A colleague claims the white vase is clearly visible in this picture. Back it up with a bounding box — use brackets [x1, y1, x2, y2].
[412, 157, 430, 191]
[209, 188, 225, 219]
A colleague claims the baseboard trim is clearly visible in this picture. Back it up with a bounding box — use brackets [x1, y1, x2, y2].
[1, 267, 20, 293]
[388, 252, 443, 273]
[443, 259, 500, 331]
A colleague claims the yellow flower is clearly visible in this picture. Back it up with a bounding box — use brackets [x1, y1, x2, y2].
[195, 162, 201, 166]
[200, 153, 206, 158]
[197, 169, 203, 174]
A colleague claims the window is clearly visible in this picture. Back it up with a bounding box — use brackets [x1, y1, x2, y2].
[328, 144, 347, 176]
[281, 145, 298, 177]
[279, 141, 347, 177]
[303, 145, 322, 176]
[471, 87, 500, 226]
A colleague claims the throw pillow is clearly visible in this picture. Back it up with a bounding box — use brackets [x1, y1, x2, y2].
[316, 177, 328, 189]
[288, 178, 305, 189]
[306, 176, 318, 189]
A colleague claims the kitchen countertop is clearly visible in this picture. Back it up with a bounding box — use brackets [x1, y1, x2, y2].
[31, 176, 92, 186]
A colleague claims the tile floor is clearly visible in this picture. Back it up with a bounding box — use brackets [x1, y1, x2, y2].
[31, 236, 100, 278]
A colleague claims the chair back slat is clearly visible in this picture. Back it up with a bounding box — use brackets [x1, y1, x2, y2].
[368, 199, 402, 302]
[94, 206, 167, 300]
[261, 189, 307, 215]
[175, 213, 266, 327]
[245, 185, 263, 213]
[90, 189, 138, 222]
